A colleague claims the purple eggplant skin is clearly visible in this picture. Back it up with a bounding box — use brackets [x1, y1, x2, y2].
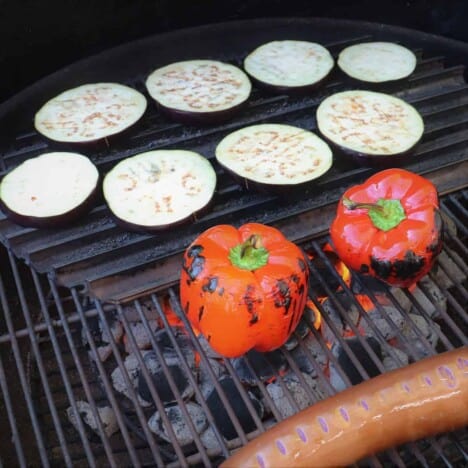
[108, 195, 215, 234]
[155, 100, 249, 126]
[246, 70, 334, 96]
[217, 160, 330, 197]
[0, 182, 100, 229]
[317, 132, 422, 168]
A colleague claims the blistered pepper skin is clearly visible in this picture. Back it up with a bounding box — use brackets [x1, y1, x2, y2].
[180, 223, 309, 358]
[330, 168, 443, 288]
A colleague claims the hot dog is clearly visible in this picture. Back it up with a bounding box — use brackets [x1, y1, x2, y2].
[221, 347, 468, 468]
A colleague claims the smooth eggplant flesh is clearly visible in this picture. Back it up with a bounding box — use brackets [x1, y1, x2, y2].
[338, 42, 417, 83]
[103, 150, 217, 230]
[145, 60, 251, 116]
[34, 83, 147, 143]
[316, 90, 424, 157]
[0, 152, 99, 227]
[216, 123, 333, 188]
[244, 40, 334, 89]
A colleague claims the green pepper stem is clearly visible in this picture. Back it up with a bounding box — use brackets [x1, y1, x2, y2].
[343, 197, 385, 212]
[229, 235, 269, 271]
[342, 197, 406, 232]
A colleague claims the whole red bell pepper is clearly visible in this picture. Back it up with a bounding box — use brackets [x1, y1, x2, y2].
[180, 223, 309, 358]
[330, 168, 443, 288]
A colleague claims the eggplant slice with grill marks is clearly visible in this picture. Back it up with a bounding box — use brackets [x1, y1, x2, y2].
[103, 150, 217, 232]
[34, 83, 147, 143]
[316, 90, 424, 167]
[243, 40, 334, 94]
[215, 123, 333, 193]
[145, 60, 252, 125]
[0, 152, 99, 228]
[337, 42, 417, 83]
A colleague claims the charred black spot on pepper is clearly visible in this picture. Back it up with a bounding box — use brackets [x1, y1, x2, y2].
[202, 276, 218, 293]
[243, 285, 262, 324]
[184, 302, 190, 315]
[371, 250, 426, 281]
[360, 264, 369, 274]
[249, 313, 259, 325]
[393, 251, 425, 280]
[198, 305, 205, 322]
[183, 245, 205, 281]
[291, 274, 300, 284]
[274, 279, 291, 315]
[207, 334, 211, 342]
[298, 283, 305, 296]
[370, 256, 392, 280]
[297, 257, 307, 272]
[187, 244, 204, 258]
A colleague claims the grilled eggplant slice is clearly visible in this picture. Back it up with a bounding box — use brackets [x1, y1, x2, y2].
[338, 42, 417, 83]
[0, 152, 99, 228]
[244, 40, 334, 94]
[145, 60, 251, 125]
[216, 123, 333, 193]
[316, 90, 424, 166]
[103, 150, 217, 231]
[34, 83, 147, 143]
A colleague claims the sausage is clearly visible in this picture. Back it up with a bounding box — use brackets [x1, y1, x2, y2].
[221, 347, 468, 468]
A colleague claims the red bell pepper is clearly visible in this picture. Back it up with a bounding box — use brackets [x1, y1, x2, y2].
[180, 223, 309, 358]
[330, 168, 443, 288]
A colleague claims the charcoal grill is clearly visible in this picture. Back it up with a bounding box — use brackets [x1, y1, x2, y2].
[0, 17, 467, 467]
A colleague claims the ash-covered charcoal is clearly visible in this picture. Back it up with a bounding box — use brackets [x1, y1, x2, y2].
[91, 344, 113, 363]
[200, 425, 225, 451]
[284, 311, 314, 351]
[198, 335, 223, 359]
[308, 250, 343, 295]
[329, 336, 382, 392]
[291, 333, 328, 377]
[410, 276, 447, 319]
[433, 250, 466, 288]
[231, 349, 288, 385]
[148, 402, 207, 446]
[265, 371, 320, 419]
[394, 314, 440, 359]
[199, 358, 226, 399]
[138, 350, 194, 405]
[360, 306, 406, 340]
[111, 351, 152, 407]
[121, 299, 159, 322]
[205, 376, 263, 440]
[352, 276, 413, 313]
[123, 320, 159, 353]
[81, 311, 123, 346]
[154, 328, 196, 369]
[382, 346, 409, 371]
[67, 401, 118, 439]
[320, 293, 361, 344]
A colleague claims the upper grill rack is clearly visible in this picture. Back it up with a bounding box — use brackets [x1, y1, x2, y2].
[0, 28, 467, 302]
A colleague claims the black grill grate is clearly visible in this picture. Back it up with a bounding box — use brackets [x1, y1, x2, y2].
[0, 27, 467, 302]
[0, 190, 467, 467]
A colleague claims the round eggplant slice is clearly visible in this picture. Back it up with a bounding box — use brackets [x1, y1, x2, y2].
[34, 83, 147, 143]
[316, 90, 424, 166]
[103, 150, 216, 231]
[338, 42, 417, 83]
[215, 123, 333, 193]
[243, 40, 334, 93]
[0, 152, 99, 228]
[145, 60, 251, 124]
